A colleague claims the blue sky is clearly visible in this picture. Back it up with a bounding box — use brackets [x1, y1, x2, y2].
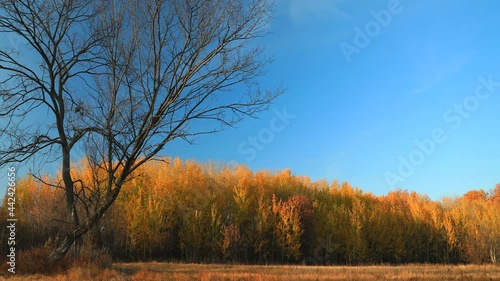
[3, 0, 500, 200]
[166, 0, 500, 200]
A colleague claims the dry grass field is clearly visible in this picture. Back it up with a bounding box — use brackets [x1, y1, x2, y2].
[1, 263, 500, 281]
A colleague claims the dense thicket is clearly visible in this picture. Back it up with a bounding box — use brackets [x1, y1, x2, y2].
[1, 157, 499, 265]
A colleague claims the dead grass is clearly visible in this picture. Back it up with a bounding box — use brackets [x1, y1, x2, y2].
[0, 244, 112, 280]
[1, 262, 499, 280]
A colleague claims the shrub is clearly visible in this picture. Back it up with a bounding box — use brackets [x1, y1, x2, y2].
[17, 247, 73, 275]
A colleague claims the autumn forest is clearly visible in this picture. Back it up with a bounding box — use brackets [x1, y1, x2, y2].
[1, 157, 499, 267]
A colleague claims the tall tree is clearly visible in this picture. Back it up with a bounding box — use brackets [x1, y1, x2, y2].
[272, 194, 303, 262]
[0, 0, 281, 260]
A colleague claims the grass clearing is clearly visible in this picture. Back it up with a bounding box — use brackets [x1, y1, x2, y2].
[1, 262, 499, 280]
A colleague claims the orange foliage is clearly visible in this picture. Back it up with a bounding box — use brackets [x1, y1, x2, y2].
[463, 189, 488, 201]
[1, 157, 499, 266]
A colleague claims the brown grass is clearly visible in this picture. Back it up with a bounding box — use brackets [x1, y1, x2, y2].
[0, 243, 112, 280]
[0, 247, 74, 276]
[1, 262, 500, 280]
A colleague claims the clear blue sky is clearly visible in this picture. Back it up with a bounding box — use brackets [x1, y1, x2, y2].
[3, 0, 500, 200]
[168, 0, 500, 200]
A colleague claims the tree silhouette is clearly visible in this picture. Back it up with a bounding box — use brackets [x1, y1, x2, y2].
[0, 0, 281, 260]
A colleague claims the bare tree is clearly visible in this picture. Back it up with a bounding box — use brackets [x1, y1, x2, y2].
[0, 0, 282, 260]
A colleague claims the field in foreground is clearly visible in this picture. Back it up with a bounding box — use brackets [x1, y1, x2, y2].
[2, 263, 500, 280]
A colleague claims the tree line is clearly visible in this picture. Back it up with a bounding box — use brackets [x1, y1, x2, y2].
[1, 157, 499, 265]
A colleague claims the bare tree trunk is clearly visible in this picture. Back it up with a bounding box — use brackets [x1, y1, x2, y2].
[49, 181, 123, 261]
[60, 146, 82, 258]
[49, 234, 76, 261]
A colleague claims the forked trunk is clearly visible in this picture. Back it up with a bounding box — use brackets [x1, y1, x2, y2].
[48, 186, 122, 261]
[51, 147, 83, 261]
